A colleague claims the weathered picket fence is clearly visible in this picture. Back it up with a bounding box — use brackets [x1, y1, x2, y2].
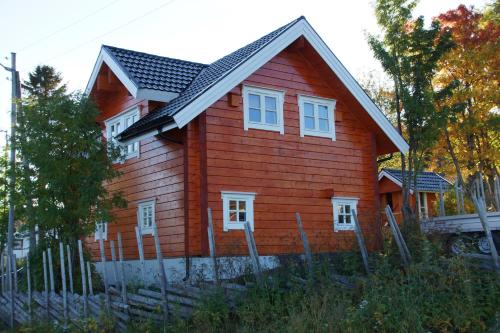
[0, 201, 424, 330]
[0, 223, 245, 330]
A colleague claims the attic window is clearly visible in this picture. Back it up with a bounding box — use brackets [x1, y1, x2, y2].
[243, 86, 284, 134]
[105, 107, 140, 160]
[298, 95, 336, 140]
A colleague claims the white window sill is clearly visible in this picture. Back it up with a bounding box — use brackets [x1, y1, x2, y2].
[223, 222, 253, 232]
[301, 130, 335, 140]
[247, 121, 284, 134]
[333, 224, 354, 232]
[139, 227, 154, 235]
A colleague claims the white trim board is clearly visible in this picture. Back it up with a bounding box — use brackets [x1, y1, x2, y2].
[170, 19, 408, 153]
[85, 48, 178, 103]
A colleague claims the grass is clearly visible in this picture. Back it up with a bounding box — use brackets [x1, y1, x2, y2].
[4, 234, 500, 332]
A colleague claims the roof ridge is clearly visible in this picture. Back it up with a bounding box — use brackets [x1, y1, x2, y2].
[102, 45, 208, 67]
[165, 16, 303, 112]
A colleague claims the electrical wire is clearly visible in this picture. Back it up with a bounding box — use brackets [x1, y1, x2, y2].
[18, 0, 122, 52]
[43, 0, 176, 63]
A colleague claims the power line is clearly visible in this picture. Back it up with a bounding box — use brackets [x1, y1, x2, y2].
[18, 0, 122, 52]
[43, 0, 177, 63]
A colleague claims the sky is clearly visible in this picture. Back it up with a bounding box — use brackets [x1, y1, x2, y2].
[0, 0, 491, 148]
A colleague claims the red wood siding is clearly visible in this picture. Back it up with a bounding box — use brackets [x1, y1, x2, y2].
[88, 83, 185, 259]
[194, 45, 382, 256]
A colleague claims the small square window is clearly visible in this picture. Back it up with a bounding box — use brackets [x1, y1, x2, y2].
[243, 86, 284, 134]
[221, 192, 256, 231]
[138, 200, 155, 235]
[298, 95, 336, 140]
[94, 222, 108, 241]
[332, 197, 358, 231]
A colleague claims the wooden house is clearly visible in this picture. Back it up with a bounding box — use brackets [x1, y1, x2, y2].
[378, 169, 453, 223]
[85, 17, 408, 281]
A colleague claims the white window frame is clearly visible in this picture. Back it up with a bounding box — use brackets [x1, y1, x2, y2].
[332, 197, 358, 232]
[221, 191, 256, 232]
[298, 95, 336, 140]
[94, 222, 108, 241]
[242, 85, 285, 134]
[105, 107, 140, 160]
[137, 200, 155, 235]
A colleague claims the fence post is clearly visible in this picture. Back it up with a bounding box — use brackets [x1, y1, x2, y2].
[65, 244, 74, 295]
[207, 208, 220, 284]
[42, 251, 49, 320]
[117, 232, 128, 305]
[351, 210, 371, 275]
[13, 253, 17, 293]
[385, 206, 411, 267]
[47, 247, 55, 295]
[86, 261, 94, 296]
[26, 253, 32, 321]
[244, 222, 263, 285]
[110, 240, 119, 287]
[59, 243, 68, 329]
[77, 240, 88, 318]
[472, 179, 500, 274]
[6, 253, 13, 327]
[98, 232, 111, 313]
[0, 252, 4, 294]
[134, 226, 147, 285]
[152, 224, 169, 322]
[494, 174, 500, 212]
[295, 212, 313, 277]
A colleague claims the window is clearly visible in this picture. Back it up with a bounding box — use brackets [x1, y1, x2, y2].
[243, 86, 284, 134]
[418, 192, 428, 219]
[221, 192, 256, 231]
[94, 222, 108, 241]
[105, 107, 140, 160]
[298, 95, 336, 140]
[332, 197, 358, 231]
[138, 200, 155, 235]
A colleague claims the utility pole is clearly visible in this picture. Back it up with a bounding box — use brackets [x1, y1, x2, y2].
[1, 52, 19, 328]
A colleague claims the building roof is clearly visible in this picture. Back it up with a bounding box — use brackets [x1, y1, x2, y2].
[379, 169, 453, 192]
[117, 17, 301, 140]
[103, 45, 207, 94]
[85, 16, 409, 153]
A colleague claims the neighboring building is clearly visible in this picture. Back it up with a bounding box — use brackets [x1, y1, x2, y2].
[378, 168, 453, 223]
[85, 17, 408, 280]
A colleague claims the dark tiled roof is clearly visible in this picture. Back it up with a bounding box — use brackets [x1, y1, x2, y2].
[118, 16, 304, 140]
[103, 45, 207, 93]
[382, 169, 453, 192]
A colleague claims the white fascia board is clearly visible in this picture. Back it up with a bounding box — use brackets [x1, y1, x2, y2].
[85, 49, 178, 103]
[378, 171, 415, 194]
[173, 22, 304, 129]
[172, 19, 408, 154]
[300, 22, 408, 154]
[85, 48, 139, 97]
[118, 122, 177, 145]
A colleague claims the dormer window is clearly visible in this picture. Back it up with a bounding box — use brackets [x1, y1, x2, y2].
[105, 107, 140, 160]
[243, 86, 285, 134]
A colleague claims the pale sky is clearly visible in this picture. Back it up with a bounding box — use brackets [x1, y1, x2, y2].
[0, 0, 491, 148]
